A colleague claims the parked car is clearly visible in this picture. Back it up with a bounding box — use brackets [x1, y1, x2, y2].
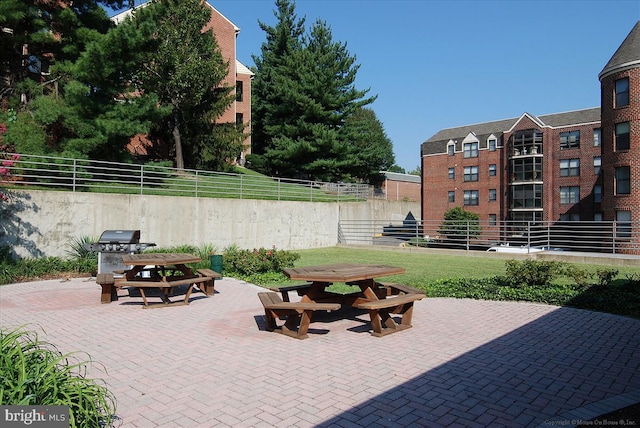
[486, 244, 543, 254]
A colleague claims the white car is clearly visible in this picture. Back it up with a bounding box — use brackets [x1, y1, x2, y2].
[486, 244, 543, 254]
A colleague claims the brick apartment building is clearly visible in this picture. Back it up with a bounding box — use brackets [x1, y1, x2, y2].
[420, 21, 639, 231]
[113, 2, 253, 164]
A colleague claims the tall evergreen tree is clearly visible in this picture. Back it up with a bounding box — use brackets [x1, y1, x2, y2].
[250, 1, 380, 183]
[250, 0, 306, 165]
[342, 107, 395, 186]
[124, 0, 241, 171]
[0, 0, 131, 158]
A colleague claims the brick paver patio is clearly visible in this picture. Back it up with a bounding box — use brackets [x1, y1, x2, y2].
[1, 277, 639, 427]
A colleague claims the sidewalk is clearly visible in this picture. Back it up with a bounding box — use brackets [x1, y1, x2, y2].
[1, 277, 639, 427]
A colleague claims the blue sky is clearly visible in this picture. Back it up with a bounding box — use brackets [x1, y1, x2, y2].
[110, 1, 640, 172]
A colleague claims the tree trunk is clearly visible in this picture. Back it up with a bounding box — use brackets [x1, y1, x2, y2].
[172, 110, 184, 170]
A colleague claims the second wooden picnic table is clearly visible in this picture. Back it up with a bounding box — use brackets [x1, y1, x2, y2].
[119, 253, 216, 308]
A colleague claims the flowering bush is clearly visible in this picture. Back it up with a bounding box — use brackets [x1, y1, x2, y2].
[223, 245, 300, 276]
[0, 123, 20, 202]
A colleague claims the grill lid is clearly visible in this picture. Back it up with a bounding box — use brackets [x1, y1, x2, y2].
[98, 230, 141, 244]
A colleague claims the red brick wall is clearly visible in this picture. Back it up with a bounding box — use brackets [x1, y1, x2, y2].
[383, 179, 421, 202]
[422, 141, 503, 222]
[203, 4, 237, 124]
[601, 68, 640, 222]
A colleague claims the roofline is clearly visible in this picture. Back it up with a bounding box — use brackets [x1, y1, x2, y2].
[206, 3, 240, 33]
[599, 59, 640, 80]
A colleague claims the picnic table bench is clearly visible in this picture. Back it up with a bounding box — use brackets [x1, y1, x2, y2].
[356, 285, 425, 337]
[268, 283, 313, 302]
[258, 292, 340, 340]
[196, 268, 222, 296]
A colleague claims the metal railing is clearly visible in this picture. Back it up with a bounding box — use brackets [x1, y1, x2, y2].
[0, 153, 373, 202]
[339, 219, 640, 254]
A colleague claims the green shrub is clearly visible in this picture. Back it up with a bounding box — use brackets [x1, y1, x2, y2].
[0, 257, 97, 285]
[595, 268, 618, 287]
[0, 326, 117, 428]
[223, 246, 300, 276]
[504, 259, 565, 287]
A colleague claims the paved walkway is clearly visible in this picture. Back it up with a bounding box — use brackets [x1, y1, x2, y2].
[1, 277, 639, 427]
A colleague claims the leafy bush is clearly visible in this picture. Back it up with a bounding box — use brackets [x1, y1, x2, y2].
[0, 257, 97, 285]
[223, 246, 299, 276]
[438, 207, 481, 240]
[504, 259, 564, 287]
[595, 268, 618, 287]
[0, 326, 117, 428]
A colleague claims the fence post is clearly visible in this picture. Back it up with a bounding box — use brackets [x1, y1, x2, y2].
[466, 221, 470, 251]
[139, 164, 144, 195]
[72, 159, 77, 192]
[195, 170, 198, 197]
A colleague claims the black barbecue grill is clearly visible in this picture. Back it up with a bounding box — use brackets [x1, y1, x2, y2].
[86, 230, 155, 275]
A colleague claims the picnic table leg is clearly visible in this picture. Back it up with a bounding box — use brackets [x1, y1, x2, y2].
[138, 288, 150, 308]
[399, 302, 415, 327]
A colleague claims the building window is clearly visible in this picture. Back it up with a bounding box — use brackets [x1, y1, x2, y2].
[594, 213, 603, 221]
[560, 186, 580, 204]
[560, 213, 581, 221]
[236, 113, 243, 124]
[489, 164, 497, 176]
[510, 184, 542, 208]
[616, 210, 632, 238]
[463, 142, 478, 158]
[560, 159, 580, 176]
[615, 122, 630, 151]
[489, 189, 497, 201]
[464, 166, 478, 182]
[615, 166, 631, 195]
[594, 157, 601, 175]
[488, 139, 497, 151]
[511, 129, 543, 157]
[448, 168, 455, 179]
[488, 214, 497, 226]
[448, 143, 455, 156]
[594, 128, 601, 146]
[560, 131, 580, 149]
[448, 191, 455, 203]
[236, 81, 243, 102]
[615, 77, 629, 108]
[594, 184, 602, 203]
[463, 190, 479, 206]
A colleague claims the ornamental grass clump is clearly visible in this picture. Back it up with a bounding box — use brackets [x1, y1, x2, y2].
[0, 326, 117, 428]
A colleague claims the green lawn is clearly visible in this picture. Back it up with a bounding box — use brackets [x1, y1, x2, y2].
[255, 247, 640, 319]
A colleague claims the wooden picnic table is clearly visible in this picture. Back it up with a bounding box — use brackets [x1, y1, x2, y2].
[276, 263, 424, 337]
[118, 253, 211, 308]
[282, 263, 406, 306]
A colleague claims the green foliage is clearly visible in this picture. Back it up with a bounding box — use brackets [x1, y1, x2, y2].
[439, 207, 481, 239]
[65, 235, 99, 259]
[125, 0, 241, 170]
[504, 259, 565, 287]
[250, 0, 378, 183]
[0, 326, 116, 427]
[223, 246, 300, 276]
[0, 255, 97, 285]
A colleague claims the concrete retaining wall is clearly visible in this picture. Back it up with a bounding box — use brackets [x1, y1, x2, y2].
[3, 190, 420, 258]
